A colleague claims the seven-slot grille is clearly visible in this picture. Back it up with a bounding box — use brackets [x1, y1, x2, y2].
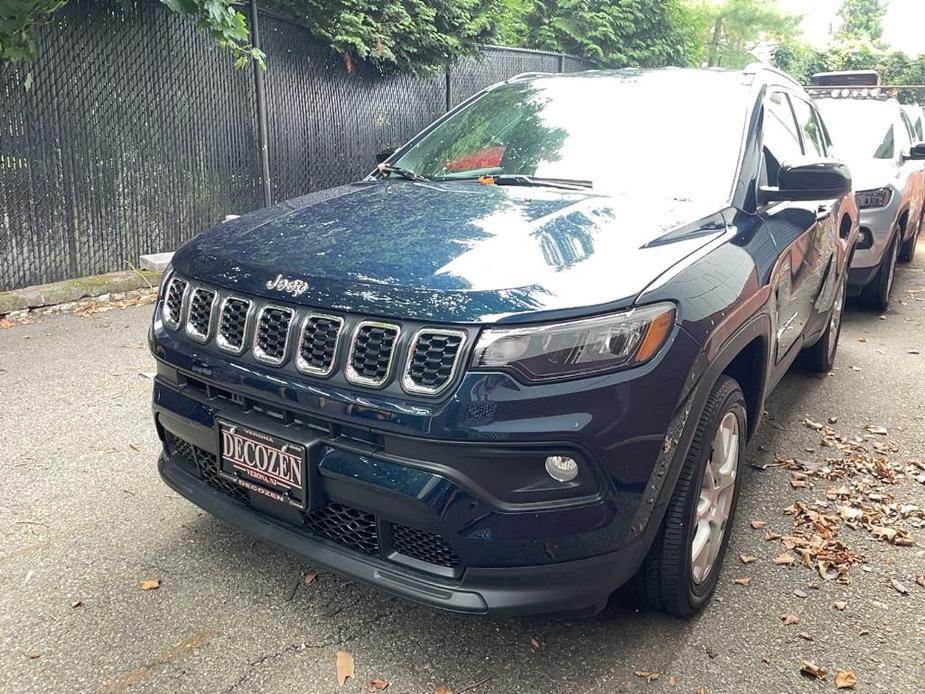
[297, 314, 343, 376]
[162, 277, 188, 330]
[217, 297, 251, 354]
[254, 306, 294, 365]
[347, 322, 400, 387]
[403, 330, 466, 394]
[162, 279, 468, 395]
[185, 287, 217, 342]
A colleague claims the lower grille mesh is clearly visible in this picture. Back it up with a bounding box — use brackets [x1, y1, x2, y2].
[165, 432, 458, 569]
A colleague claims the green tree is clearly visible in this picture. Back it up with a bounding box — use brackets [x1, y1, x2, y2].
[701, 0, 801, 68]
[837, 0, 888, 42]
[517, 0, 704, 68]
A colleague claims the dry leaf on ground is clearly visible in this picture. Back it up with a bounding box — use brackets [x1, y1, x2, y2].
[634, 671, 659, 683]
[865, 425, 888, 435]
[366, 678, 389, 692]
[915, 575, 925, 588]
[734, 577, 751, 586]
[890, 578, 908, 595]
[739, 554, 757, 564]
[139, 579, 160, 591]
[834, 670, 857, 689]
[750, 520, 766, 529]
[0, 319, 13, 329]
[70, 600, 83, 608]
[834, 600, 847, 610]
[800, 661, 827, 680]
[774, 552, 796, 566]
[780, 612, 800, 625]
[303, 571, 318, 586]
[128, 442, 140, 451]
[336, 651, 355, 687]
[433, 688, 453, 694]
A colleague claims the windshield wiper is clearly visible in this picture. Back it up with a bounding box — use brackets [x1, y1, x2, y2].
[491, 175, 592, 190]
[379, 164, 429, 183]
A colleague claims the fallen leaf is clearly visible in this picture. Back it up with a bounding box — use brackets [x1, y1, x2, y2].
[834, 601, 847, 611]
[139, 579, 160, 591]
[530, 638, 541, 649]
[804, 417, 824, 431]
[366, 678, 389, 692]
[774, 552, 796, 566]
[0, 319, 12, 329]
[739, 554, 757, 564]
[128, 442, 140, 452]
[634, 671, 659, 683]
[336, 651, 355, 687]
[695, 689, 706, 694]
[28, 651, 41, 660]
[70, 600, 83, 609]
[828, 416, 838, 424]
[750, 519, 767, 529]
[834, 670, 857, 689]
[799, 632, 813, 641]
[908, 349, 920, 355]
[303, 572, 318, 586]
[780, 612, 800, 625]
[434, 688, 453, 694]
[734, 577, 751, 586]
[865, 425, 888, 436]
[915, 575, 925, 588]
[667, 674, 677, 686]
[800, 661, 827, 680]
[793, 589, 808, 599]
[890, 578, 908, 595]
[763, 530, 781, 541]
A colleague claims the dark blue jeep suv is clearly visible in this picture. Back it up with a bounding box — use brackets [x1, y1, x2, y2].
[150, 66, 858, 617]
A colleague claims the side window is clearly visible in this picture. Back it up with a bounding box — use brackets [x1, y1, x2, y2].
[762, 92, 803, 186]
[899, 111, 917, 148]
[791, 97, 826, 157]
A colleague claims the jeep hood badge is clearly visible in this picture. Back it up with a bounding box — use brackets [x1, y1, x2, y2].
[266, 274, 309, 298]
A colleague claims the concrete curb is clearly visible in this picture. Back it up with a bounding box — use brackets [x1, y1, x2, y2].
[0, 270, 162, 316]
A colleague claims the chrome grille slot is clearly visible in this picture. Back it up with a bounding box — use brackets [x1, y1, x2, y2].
[185, 287, 217, 342]
[253, 305, 294, 366]
[402, 329, 466, 395]
[296, 313, 343, 376]
[217, 297, 252, 354]
[162, 277, 188, 330]
[346, 321, 400, 387]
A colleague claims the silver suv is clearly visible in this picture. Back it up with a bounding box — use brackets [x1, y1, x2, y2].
[816, 92, 925, 309]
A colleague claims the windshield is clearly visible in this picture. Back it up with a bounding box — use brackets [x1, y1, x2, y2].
[817, 99, 895, 160]
[391, 72, 748, 204]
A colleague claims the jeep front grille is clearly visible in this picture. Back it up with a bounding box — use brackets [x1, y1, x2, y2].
[403, 329, 466, 394]
[163, 278, 471, 396]
[296, 313, 343, 376]
[162, 277, 188, 330]
[346, 321, 400, 387]
[254, 306, 294, 366]
[185, 287, 217, 342]
[392, 524, 460, 567]
[217, 297, 251, 354]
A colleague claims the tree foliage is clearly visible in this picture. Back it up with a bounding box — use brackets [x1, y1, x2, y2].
[837, 0, 887, 42]
[699, 0, 801, 68]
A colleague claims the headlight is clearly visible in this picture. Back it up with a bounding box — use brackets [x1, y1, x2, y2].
[156, 262, 174, 300]
[855, 187, 892, 209]
[471, 303, 676, 383]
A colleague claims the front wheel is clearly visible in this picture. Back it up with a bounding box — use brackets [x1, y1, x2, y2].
[860, 229, 900, 311]
[899, 224, 919, 263]
[634, 376, 747, 617]
[800, 266, 847, 373]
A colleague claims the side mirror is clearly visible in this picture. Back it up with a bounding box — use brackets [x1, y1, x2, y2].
[759, 160, 852, 203]
[905, 142, 925, 160]
[376, 146, 398, 165]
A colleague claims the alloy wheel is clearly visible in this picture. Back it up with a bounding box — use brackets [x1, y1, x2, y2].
[691, 412, 740, 584]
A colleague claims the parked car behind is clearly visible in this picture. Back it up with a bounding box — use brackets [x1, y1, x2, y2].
[815, 91, 925, 308]
[150, 65, 857, 618]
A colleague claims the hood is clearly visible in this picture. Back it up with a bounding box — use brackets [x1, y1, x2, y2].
[843, 157, 900, 192]
[173, 180, 726, 324]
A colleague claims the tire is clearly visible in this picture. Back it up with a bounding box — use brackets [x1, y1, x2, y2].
[899, 223, 919, 264]
[634, 376, 747, 617]
[799, 266, 847, 373]
[860, 230, 900, 311]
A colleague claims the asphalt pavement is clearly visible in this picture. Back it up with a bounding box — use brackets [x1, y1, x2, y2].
[1, 250, 924, 694]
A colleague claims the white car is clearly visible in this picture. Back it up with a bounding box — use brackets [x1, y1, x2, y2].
[816, 94, 925, 309]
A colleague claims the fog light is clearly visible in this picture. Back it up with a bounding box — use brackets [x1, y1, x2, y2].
[545, 455, 578, 482]
[857, 227, 874, 250]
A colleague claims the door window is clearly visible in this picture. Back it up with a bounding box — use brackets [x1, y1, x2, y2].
[762, 92, 803, 186]
[791, 97, 827, 157]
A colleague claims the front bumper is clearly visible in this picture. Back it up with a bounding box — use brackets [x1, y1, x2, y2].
[849, 196, 901, 283]
[159, 451, 644, 615]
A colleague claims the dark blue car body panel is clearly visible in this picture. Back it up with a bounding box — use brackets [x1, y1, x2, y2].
[151, 67, 857, 615]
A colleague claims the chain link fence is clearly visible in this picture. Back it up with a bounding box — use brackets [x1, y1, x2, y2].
[0, 0, 594, 291]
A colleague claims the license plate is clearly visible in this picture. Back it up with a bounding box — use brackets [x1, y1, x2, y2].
[218, 421, 306, 509]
